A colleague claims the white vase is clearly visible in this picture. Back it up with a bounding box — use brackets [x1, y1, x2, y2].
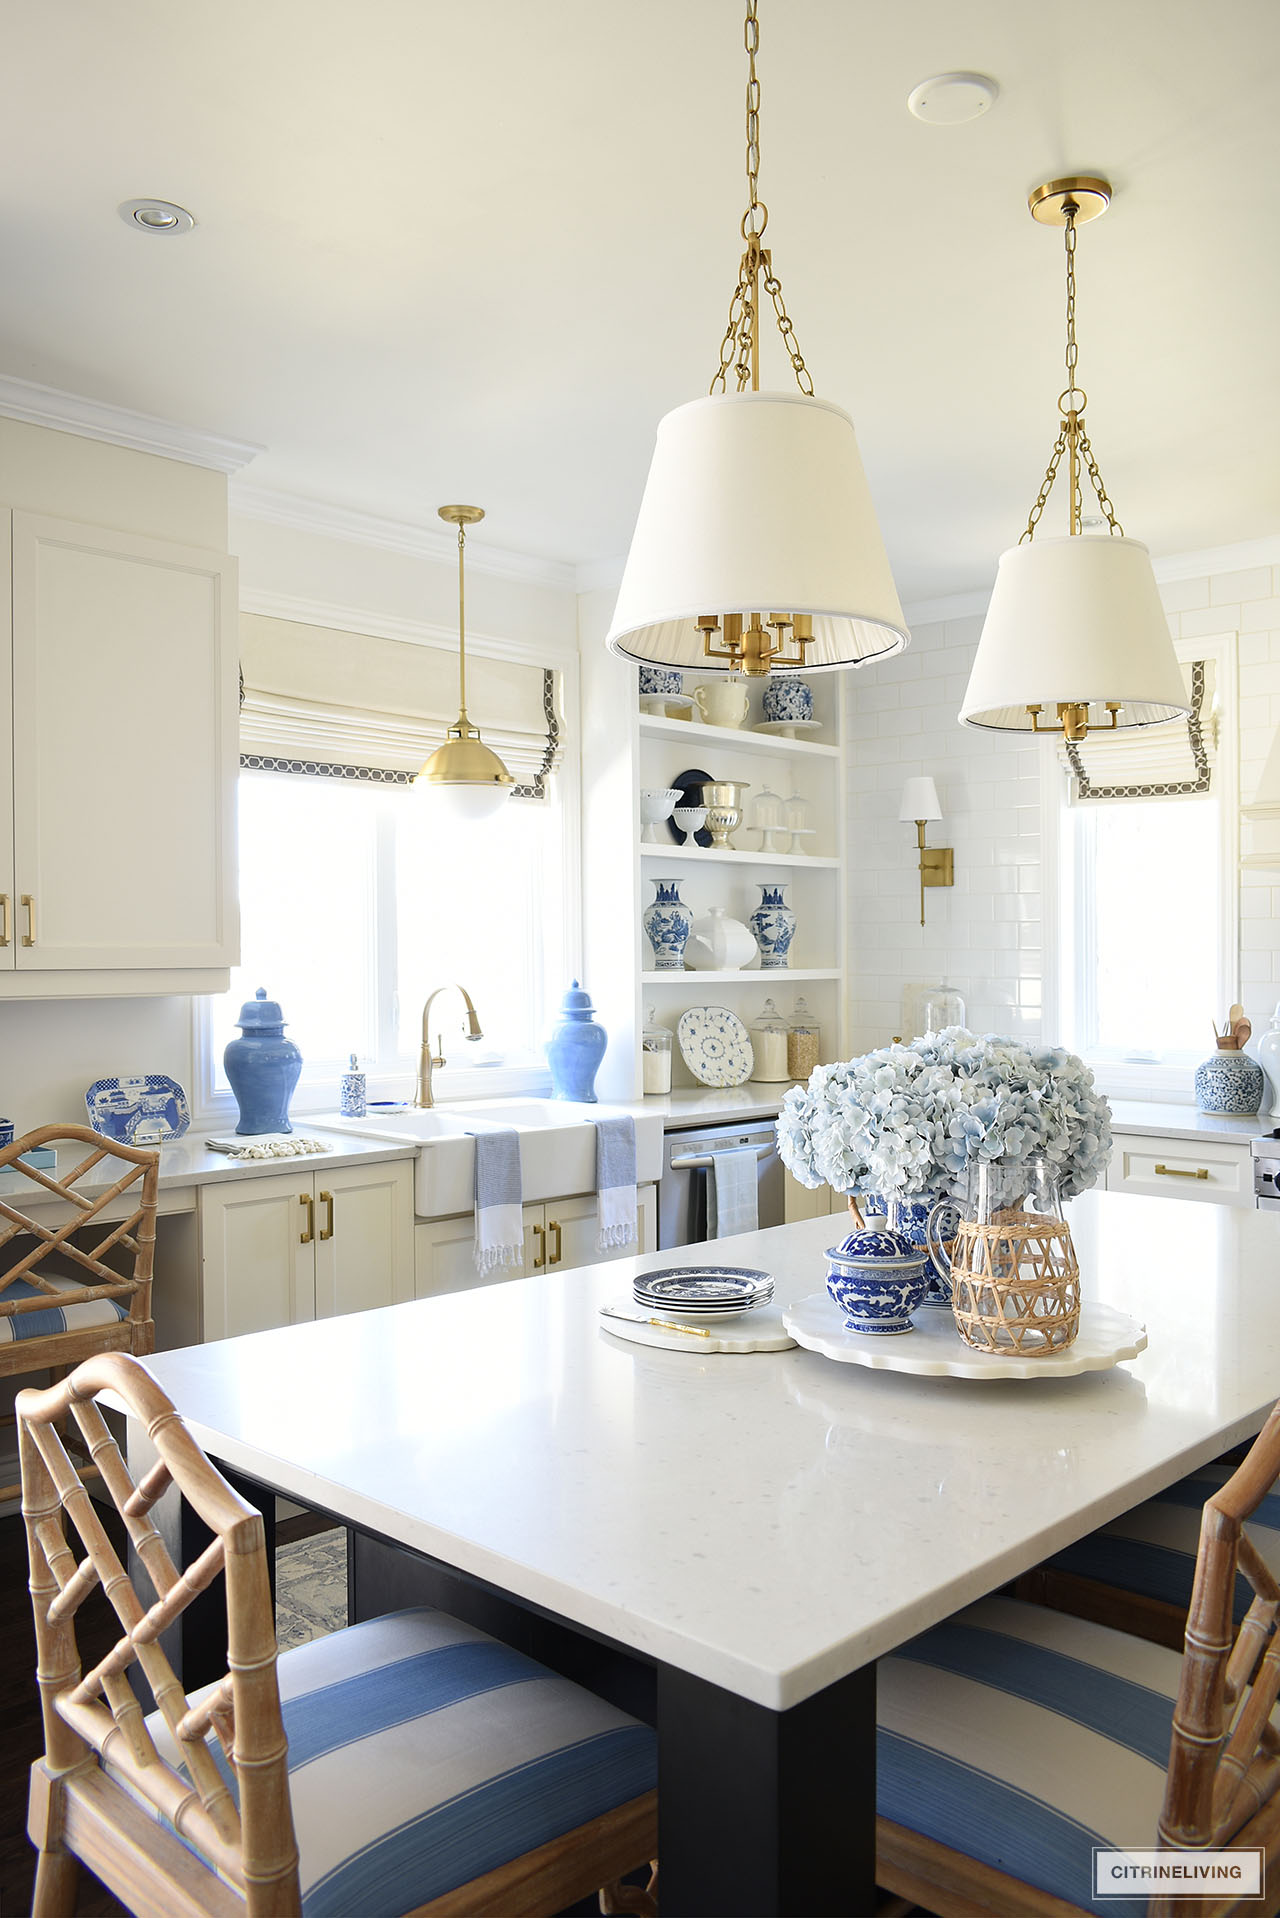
[1254, 1004, 1280, 1117]
[685, 906, 756, 971]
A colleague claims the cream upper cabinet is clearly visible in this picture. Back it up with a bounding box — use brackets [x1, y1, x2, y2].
[3, 509, 238, 984]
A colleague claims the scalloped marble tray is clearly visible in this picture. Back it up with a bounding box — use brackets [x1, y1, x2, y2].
[782, 1292, 1147, 1380]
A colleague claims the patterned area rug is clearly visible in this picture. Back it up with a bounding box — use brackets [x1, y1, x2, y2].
[275, 1529, 347, 1649]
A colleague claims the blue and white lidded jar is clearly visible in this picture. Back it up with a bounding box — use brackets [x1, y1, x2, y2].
[638, 665, 684, 697]
[762, 676, 814, 723]
[748, 883, 796, 969]
[547, 980, 608, 1103]
[1194, 1046, 1265, 1115]
[340, 1053, 366, 1118]
[643, 878, 693, 971]
[825, 1227, 928, 1335]
[222, 988, 303, 1136]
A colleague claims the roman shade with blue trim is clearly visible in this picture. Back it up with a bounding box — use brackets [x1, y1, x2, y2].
[130, 1606, 656, 1918]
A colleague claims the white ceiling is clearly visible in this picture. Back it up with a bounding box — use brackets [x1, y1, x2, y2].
[3, 0, 1278, 600]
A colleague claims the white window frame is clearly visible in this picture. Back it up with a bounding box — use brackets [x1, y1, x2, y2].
[1041, 631, 1239, 1101]
[192, 658, 583, 1128]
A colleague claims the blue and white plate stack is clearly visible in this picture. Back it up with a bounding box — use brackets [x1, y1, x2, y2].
[633, 1266, 773, 1318]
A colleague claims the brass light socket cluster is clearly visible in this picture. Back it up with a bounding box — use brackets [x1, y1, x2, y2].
[696, 612, 813, 677]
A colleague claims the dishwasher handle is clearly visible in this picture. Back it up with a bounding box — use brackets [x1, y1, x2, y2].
[668, 1144, 775, 1171]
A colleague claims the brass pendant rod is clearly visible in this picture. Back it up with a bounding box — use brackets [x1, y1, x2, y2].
[455, 522, 468, 719]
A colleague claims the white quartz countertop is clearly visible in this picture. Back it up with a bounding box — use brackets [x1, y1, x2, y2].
[1, 1128, 416, 1206]
[1107, 1099, 1272, 1144]
[605, 1086, 787, 1128]
[137, 1190, 1280, 1710]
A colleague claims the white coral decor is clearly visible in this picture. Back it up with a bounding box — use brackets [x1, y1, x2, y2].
[776, 1028, 1111, 1203]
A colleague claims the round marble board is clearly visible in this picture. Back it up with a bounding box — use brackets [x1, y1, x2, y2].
[676, 1006, 754, 1088]
[782, 1293, 1147, 1380]
[600, 1300, 796, 1354]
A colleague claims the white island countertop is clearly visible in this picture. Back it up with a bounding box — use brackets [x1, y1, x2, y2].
[1108, 1099, 1273, 1144]
[137, 1189, 1280, 1711]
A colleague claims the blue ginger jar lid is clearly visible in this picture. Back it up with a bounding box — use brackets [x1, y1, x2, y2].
[236, 986, 288, 1031]
[557, 980, 598, 1023]
[828, 1227, 924, 1267]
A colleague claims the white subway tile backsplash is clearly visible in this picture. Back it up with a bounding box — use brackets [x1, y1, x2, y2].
[1179, 605, 1239, 639]
[1158, 577, 1211, 614]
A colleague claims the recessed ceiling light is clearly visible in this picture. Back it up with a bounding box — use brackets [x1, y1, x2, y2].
[118, 199, 196, 235]
[907, 73, 999, 125]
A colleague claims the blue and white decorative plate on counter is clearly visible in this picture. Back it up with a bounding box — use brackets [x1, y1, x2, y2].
[676, 1006, 754, 1088]
[85, 1074, 190, 1145]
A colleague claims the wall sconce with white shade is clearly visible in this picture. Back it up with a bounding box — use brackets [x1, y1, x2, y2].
[900, 777, 953, 926]
[959, 177, 1188, 743]
[605, 1, 908, 680]
[413, 505, 514, 821]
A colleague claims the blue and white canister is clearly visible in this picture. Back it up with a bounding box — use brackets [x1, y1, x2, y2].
[340, 1054, 366, 1118]
[762, 676, 814, 723]
[643, 878, 693, 971]
[748, 883, 796, 969]
[1194, 1047, 1265, 1115]
[638, 665, 684, 697]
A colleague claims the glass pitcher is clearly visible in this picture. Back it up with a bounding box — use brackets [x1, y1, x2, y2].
[927, 1156, 1079, 1354]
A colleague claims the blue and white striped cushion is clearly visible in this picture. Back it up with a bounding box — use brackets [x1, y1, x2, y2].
[1045, 1459, 1280, 1622]
[0, 1273, 129, 1343]
[879, 1594, 1184, 1918]
[145, 1607, 656, 1917]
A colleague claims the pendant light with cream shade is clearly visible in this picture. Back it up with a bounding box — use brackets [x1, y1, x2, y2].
[960, 178, 1188, 742]
[606, 0, 908, 679]
[414, 504, 514, 820]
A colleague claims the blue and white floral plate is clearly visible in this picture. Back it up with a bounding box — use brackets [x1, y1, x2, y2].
[85, 1074, 190, 1145]
[634, 1266, 773, 1316]
[676, 1006, 754, 1088]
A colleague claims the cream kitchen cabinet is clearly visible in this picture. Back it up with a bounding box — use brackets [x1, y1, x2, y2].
[200, 1160, 414, 1340]
[0, 509, 238, 994]
[1104, 1131, 1253, 1208]
[414, 1185, 657, 1300]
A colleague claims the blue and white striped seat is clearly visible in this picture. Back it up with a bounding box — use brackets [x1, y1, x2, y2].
[1043, 1456, 1280, 1627]
[142, 1606, 657, 1918]
[879, 1593, 1185, 1918]
[0, 1273, 129, 1344]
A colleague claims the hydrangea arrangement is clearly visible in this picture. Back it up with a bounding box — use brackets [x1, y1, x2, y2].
[777, 1027, 1111, 1205]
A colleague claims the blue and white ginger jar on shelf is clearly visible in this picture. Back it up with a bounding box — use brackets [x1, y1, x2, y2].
[762, 676, 814, 723]
[547, 980, 608, 1103]
[825, 1227, 928, 1335]
[748, 884, 796, 969]
[223, 988, 303, 1136]
[638, 665, 684, 697]
[643, 878, 692, 971]
[1194, 1047, 1265, 1115]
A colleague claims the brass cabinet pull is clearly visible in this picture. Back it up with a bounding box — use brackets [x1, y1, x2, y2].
[21, 895, 35, 947]
[0, 894, 9, 947]
[548, 1219, 563, 1266]
[531, 1221, 546, 1269]
[1154, 1163, 1209, 1181]
[299, 1193, 315, 1243]
[319, 1191, 334, 1240]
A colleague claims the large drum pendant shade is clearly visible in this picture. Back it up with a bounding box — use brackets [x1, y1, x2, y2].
[606, 391, 909, 674]
[960, 535, 1190, 732]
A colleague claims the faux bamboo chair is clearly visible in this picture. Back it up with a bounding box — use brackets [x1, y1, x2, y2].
[875, 1405, 1280, 1918]
[1, 1123, 159, 1503]
[19, 1352, 658, 1918]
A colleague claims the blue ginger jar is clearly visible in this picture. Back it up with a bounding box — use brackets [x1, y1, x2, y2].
[762, 676, 814, 723]
[643, 878, 692, 971]
[748, 883, 796, 969]
[223, 988, 303, 1135]
[1195, 1046, 1264, 1115]
[547, 980, 608, 1103]
[825, 1226, 928, 1335]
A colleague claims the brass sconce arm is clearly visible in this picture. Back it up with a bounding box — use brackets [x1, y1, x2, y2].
[914, 819, 955, 926]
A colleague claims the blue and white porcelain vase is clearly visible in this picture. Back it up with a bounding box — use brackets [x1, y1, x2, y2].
[223, 988, 303, 1136]
[547, 980, 608, 1103]
[748, 884, 796, 969]
[643, 878, 692, 971]
[1194, 1046, 1265, 1115]
[762, 676, 814, 723]
[863, 1195, 954, 1302]
[638, 665, 684, 697]
[825, 1226, 928, 1335]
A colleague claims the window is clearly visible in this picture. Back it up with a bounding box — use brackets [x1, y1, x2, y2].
[205, 770, 571, 1110]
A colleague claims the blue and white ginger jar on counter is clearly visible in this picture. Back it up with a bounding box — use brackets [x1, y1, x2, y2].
[223, 988, 303, 1135]
[826, 1228, 928, 1335]
[762, 676, 814, 723]
[638, 665, 684, 697]
[547, 980, 608, 1103]
[643, 878, 692, 971]
[1194, 1047, 1265, 1115]
[748, 884, 796, 969]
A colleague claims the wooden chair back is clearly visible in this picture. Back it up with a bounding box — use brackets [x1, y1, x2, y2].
[1161, 1405, 1280, 1867]
[19, 1351, 300, 1917]
[0, 1123, 159, 1369]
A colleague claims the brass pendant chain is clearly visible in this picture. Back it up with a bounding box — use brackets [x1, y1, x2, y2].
[709, 0, 814, 397]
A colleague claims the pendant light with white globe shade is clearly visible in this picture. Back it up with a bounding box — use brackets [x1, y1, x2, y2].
[606, 0, 908, 679]
[414, 505, 514, 820]
[960, 177, 1189, 742]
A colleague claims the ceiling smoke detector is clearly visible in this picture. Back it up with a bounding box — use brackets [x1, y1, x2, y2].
[907, 73, 999, 125]
[118, 199, 196, 235]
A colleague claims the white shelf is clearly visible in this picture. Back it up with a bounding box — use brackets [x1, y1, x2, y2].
[642, 968, 841, 984]
[639, 844, 839, 870]
[638, 713, 840, 758]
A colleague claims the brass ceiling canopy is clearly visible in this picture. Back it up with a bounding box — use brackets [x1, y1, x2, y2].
[1027, 175, 1112, 225]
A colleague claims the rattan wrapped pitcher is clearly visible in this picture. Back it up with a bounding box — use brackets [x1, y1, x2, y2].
[926, 1157, 1080, 1356]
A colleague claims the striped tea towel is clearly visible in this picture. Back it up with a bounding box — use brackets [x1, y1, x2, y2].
[595, 1115, 637, 1252]
[707, 1146, 759, 1238]
[473, 1128, 524, 1274]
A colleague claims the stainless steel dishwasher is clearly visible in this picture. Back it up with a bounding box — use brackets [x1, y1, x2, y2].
[658, 1117, 784, 1249]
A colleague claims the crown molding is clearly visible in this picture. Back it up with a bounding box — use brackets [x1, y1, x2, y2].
[574, 552, 626, 597]
[230, 482, 577, 594]
[0, 373, 262, 474]
[1149, 535, 1280, 583]
[239, 586, 578, 668]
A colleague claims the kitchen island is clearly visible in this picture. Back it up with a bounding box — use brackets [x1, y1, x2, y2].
[130, 1190, 1280, 1916]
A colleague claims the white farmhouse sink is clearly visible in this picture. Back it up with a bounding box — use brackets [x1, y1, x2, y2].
[315, 1102, 662, 1220]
